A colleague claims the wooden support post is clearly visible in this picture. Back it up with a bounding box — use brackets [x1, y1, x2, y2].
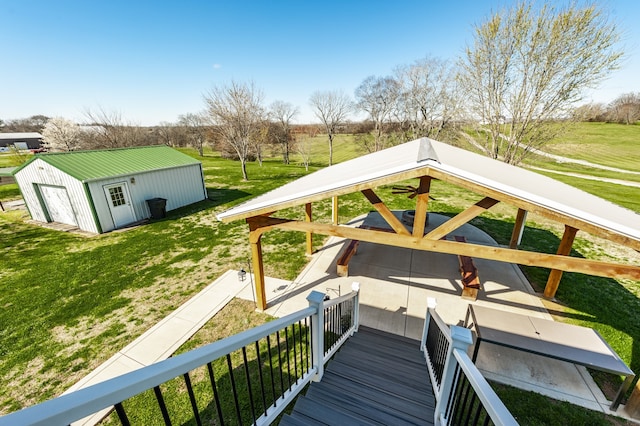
[625, 381, 640, 418]
[305, 203, 313, 255]
[413, 176, 432, 237]
[509, 209, 528, 249]
[332, 196, 339, 225]
[543, 225, 578, 299]
[248, 219, 268, 310]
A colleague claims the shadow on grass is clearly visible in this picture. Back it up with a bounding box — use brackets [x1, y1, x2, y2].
[206, 187, 252, 208]
[142, 187, 252, 224]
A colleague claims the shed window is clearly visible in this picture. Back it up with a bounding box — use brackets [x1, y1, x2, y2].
[109, 187, 126, 207]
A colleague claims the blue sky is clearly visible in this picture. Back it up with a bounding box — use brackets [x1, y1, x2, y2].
[2, 0, 638, 125]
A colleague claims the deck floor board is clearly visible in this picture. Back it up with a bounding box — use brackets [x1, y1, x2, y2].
[279, 326, 435, 425]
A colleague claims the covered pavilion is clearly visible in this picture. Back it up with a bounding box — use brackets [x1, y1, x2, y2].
[217, 137, 640, 311]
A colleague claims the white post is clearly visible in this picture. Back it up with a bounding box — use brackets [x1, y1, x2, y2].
[421, 297, 438, 353]
[351, 282, 360, 333]
[433, 325, 473, 426]
[307, 290, 326, 382]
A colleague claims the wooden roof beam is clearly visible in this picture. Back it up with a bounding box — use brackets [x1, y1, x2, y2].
[361, 188, 411, 236]
[247, 216, 640, 281]
[425, 197, 500, 241]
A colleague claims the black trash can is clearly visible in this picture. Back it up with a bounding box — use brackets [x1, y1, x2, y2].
[146, 198, 167, 219]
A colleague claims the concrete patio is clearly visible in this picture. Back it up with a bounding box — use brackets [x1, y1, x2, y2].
[235, 212, 633, 418]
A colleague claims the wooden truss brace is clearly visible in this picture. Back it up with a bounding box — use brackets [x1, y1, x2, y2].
[424, 196, 499, 241]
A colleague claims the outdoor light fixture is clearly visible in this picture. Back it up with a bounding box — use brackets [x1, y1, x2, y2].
[238, 269, 247, 282]
[130, 177, 135, 184]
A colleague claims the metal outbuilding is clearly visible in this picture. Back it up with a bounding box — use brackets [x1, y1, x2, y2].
[13, 145, 207, 233]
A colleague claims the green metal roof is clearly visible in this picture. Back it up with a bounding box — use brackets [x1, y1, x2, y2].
[14, 146, 201, 181]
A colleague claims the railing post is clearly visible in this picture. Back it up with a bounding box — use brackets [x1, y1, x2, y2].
[433, 325, 473, 426]
[352, 282, 360, 333]
[307, 290, 326, 382]
[421, 297, 438, 353]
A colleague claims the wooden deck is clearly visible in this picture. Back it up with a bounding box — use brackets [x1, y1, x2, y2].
[280, 326, 435, 425]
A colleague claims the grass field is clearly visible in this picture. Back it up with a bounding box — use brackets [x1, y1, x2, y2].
[543, 122, 640, 172]
[1, 125, 639, 423]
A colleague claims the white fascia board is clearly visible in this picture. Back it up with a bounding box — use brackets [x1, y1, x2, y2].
[433, 162, 640, 241]
[216, 160, 425, 221]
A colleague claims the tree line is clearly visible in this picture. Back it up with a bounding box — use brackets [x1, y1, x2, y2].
[1, 2, 631, 178]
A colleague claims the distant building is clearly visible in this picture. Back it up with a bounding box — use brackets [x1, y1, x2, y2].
[0, 132, 42, 149]
[13, 146, 208, 233]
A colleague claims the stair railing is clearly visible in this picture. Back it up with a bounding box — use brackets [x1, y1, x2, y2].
[0, 284, 360, 426]
[421, 298, 517, 426]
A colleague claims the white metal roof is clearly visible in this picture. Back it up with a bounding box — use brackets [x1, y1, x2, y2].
[217, 138, 640, 244]
[0, 132, 42, 139]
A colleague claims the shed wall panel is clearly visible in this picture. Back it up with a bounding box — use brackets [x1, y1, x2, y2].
[14, 159, 100, 233]
[88, 164, 206, 232]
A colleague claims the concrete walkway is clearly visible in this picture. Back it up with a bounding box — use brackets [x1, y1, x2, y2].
[66, 270, 288, 425]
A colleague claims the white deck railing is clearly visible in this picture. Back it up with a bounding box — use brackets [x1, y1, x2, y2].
[421, 298, 518, 426]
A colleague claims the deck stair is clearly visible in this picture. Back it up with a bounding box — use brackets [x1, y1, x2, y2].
[280, 326, 435, 425]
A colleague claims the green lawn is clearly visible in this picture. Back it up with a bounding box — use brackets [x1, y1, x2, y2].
[543, 122, 640, 172]
[1, 128, 639, 423]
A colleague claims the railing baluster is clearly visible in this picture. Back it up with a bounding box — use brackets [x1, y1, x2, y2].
[471, 392, 484, 425]
[114, 402, 130, 426]
[445, 364, 462, 423]
[226, 354, 242, 425]
[241, 346, 257, 424]
[182, 372, 202, 426]
[303, 317, 310, 372]
[284, 326, 292, 390]
[206, 362, 225, 426]
[276, 331, 285, 393]
[255, 340, 267, 415]
[292, 322, 299, 384]
[153, 386, 172, 426]
[460, 376, 474, 425]
[297, 319, 305, 374]
[266, 334, 277, 407]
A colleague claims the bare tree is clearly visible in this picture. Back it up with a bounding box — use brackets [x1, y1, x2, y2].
[269, 100, 299, 164]
[83, 107, 146, 148]
[178, 112, 209, 156]
[459, 2, 623, 165]
[608, 92, 640, 125]
[296, 136, 313, 171]
[41, 117, 82, 151]
[394, 57, 463, 142]
[572, 102, 608, 122]
[3, 115, 50, 133]
[156, 121, 187, 147]
[355, 76, 400, 152]
[204, 81, 265, 180]
[309, 90, 351, 166]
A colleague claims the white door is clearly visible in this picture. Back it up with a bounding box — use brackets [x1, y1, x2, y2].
[103, 182, 136, 228]
[40, 185, 78, 226]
